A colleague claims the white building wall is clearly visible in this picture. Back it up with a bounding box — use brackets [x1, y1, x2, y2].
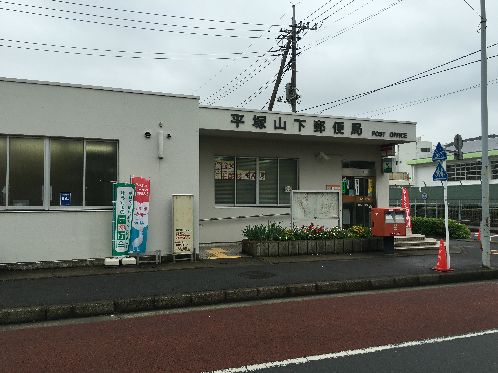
[0, 79, 199, 262]
[199, 135, 388, 242]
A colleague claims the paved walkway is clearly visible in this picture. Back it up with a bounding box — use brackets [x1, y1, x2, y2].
[0, 240, 496, 324]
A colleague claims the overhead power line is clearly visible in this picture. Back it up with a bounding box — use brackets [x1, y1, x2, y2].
[303, 0, 405, 52]
[354, 77, 498, 118]
[48, 0, 281, 28]
[194, 12, 287, 96]
[202, 0, 365, 107]
[317, 54, 498, 114]
[301, 42, 498, 113]
[0, 37, 265, 60]
[0, 2, 272, 39]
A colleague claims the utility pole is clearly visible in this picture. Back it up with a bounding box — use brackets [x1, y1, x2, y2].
[480, 0, 491, 268]
[268, 5, 316, 112]
[290, 5, 298, 112]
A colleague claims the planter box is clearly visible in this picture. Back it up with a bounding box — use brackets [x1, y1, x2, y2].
[289, 241, 299, 256]
[297, 240, 308, 255]
[278, 241, 290, 256]
[343, 238, 353, 254]
[242, 238, 380, 257]
[352, 239, 362, 253]
[268, 242, 279, 257]
[335, 239, 344, 254]
[325, 240, 335, 254]
[308, 241, 317, 255]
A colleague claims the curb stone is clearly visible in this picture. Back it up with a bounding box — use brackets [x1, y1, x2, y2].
[2, 270, 498, 325]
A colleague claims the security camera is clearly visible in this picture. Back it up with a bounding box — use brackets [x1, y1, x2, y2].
[144, 131, 151, 139]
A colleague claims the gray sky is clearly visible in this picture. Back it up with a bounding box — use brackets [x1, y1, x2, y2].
[1, 0, 497, 144]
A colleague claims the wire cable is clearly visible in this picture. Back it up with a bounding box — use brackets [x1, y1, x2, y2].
[301, 42, 498, 112]
[303, 0, 404, 53]
[48, 0, 281, 28]
[0, 2, 272, 39]
[0, 37, 266, 60]
[317, 53, 498, 114]
[353, 77, 498, 118]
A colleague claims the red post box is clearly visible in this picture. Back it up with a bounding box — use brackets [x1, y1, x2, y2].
[371, 207, 407, 237]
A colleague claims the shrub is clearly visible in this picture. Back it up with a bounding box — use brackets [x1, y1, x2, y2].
[242, 222, 372, 241]
[347, 225, 372, 238]
[242, 222, 287, 241]
[412, 217, 471, 239]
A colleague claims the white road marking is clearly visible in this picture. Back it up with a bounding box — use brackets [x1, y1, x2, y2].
[206, 328, 498, 372]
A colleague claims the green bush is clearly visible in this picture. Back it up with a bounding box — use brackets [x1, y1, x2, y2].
[242, 222, 372, 241]
[412, 217, 471, 239]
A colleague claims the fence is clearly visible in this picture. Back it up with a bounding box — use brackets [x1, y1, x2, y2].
[388, 199, 498, 227]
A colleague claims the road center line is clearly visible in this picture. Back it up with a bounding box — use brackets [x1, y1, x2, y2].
[206, 328, 498, 373]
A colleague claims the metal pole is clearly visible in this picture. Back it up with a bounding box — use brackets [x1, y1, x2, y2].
[290, 4, 297, 113]
[444, 161, 450, 268]
[480, 0, 491, 268]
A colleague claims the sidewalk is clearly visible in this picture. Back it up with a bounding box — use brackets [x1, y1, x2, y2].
[0, 240, 496, 325]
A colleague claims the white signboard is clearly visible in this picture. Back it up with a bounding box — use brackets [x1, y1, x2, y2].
[291, 190, 342, 229]
[172, 194, 194, 256]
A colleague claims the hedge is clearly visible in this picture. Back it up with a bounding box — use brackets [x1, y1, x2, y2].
[411, 217, 471, 239]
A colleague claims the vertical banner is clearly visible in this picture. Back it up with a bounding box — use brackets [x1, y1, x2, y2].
[401, 187, 412, 229]
[129, 176, 151, 254]
[112, 183, 135, 256]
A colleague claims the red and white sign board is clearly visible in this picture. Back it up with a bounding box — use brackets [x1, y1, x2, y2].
[401, 187, 412, 229]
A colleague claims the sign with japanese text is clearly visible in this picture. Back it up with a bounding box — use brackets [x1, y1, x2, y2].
[173, 194, 194, 256]
[112, 183, 135, 256]
[129, 176, 151, 254]
[401, 187, 412, 229]
[227, 113, 411, 140]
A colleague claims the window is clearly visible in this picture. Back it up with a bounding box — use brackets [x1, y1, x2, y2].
[214, 156, 298, 206]
[420, 147, 431, 153]
[85, 141, 118, 206]
[50, 138, 84, 206]
[0, 136, 118, 209]
[9, 137, 44, 207]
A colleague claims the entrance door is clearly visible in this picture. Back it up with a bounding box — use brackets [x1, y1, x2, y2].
[342, 176, 375, 228]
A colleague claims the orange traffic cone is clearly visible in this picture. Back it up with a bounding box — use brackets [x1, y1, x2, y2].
[433, 239, 452, 272]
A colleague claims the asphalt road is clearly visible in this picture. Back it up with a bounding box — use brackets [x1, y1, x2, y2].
[1, 281, 497, 372]
[257, 332, 498, 373]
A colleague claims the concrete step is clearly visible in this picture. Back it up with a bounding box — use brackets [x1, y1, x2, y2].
[394, 234, 426, 242]
[395, 239, 438, 247]
[395, 245, 439, 255]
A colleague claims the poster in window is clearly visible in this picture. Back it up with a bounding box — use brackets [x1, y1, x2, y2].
[259, 171, 266, 181]
[214, 160, 222, 180]
[368, 179, 374, 197]
[221, 160, 235, 180]
[112, 183, 135, 256]
[129, 176, 150, 254]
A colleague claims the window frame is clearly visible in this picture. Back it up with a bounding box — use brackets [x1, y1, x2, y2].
[214, 155, 299, 207]
[0, 135, 118, 211]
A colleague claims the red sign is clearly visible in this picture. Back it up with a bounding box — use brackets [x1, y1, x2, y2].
[401, 187, 412, 229]
[131, 176, 150, 204]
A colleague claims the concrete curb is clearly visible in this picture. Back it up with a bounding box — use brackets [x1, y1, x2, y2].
[1, 268, 498, 325]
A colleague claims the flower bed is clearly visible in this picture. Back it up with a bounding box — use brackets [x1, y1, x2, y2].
[241, 223, 383, 257]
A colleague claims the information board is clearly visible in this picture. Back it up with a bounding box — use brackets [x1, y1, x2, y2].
[172, 194, 194, 257]
[291, 190, 342, 229]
